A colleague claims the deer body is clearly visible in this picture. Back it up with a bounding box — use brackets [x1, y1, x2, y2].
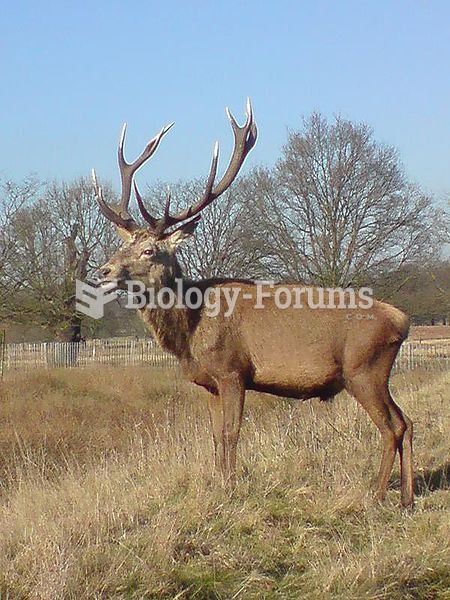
[139, 278, 408, 399]
[92, 101, 414, 507]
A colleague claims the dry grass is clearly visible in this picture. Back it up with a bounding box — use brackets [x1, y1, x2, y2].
[0, 366, 449, 599]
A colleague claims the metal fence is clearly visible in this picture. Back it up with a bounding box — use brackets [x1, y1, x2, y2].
[2, 338, 178, 373]
[395, 340, 450, 371]
[1, 337, 449, 374]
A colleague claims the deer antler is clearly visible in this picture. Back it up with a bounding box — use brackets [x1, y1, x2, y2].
[92, 122, 174, 231]
[93, 99, 257, 238]
[137, 98, 257, 238]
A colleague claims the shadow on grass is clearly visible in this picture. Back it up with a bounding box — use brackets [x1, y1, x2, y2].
[414, 462, 450, 496]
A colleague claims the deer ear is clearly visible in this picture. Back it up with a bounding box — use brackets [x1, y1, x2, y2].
[115, 224, 134, 242]
[166, 218, 200, 249]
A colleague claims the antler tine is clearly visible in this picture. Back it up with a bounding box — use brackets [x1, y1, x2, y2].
[153, 187, 173, 236]
[150, 99, 257, 238]
[213, 97, 257, 198]
[92, 169, 136, 230]
[163, 186, 172, 222]
[117, 122, 174, 221]
[134, 182, 158, 229]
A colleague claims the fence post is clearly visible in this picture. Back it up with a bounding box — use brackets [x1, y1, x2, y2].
[0, 330, 5, 379]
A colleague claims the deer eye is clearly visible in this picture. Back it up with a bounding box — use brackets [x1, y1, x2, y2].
[141, 247, 155, 257]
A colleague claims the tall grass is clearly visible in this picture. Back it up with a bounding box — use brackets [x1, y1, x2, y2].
[0, 367, 449, 599]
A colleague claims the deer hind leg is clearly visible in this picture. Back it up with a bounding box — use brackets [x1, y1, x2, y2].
[385, 393, 414, 507]
[346, 373, 413, 506]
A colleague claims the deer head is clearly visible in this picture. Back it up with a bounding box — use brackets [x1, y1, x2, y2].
[92, 100, 257, 290]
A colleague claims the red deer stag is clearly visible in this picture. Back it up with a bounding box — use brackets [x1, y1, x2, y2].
[92, 100, 414, 507]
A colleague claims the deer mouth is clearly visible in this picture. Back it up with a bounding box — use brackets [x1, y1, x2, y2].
[99, 276, 132, 292]
[96, 278, 119, 291]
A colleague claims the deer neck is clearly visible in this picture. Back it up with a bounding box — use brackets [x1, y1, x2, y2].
[139, 262, 195, 360]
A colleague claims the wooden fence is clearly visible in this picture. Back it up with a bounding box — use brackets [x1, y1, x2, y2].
[1, 337, 450, 375]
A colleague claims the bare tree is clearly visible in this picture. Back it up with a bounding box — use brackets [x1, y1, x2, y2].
[0, 176, 41, 283]
[244, 113, 446, 286]
[1, 177, 117, 340]
[143, 179, 268, 279]
[375, 259, 450, 324]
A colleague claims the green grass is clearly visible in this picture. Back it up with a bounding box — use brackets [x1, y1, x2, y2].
[0, 366, 449, 599]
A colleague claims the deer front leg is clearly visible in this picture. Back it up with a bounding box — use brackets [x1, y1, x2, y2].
[217, 373, 245, 484]
[206, 373, 245, 483]
[207, 393, 226, 474]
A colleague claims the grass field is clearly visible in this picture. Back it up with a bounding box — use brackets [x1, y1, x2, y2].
[0, 366, 449, 599]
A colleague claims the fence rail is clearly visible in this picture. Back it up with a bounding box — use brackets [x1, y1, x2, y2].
[1, 337, 450, 374]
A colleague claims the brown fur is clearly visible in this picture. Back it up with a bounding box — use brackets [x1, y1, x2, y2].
[100, 241, 414, 507]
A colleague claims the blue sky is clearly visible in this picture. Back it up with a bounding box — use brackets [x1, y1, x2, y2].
[1, 1, 449, 201]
